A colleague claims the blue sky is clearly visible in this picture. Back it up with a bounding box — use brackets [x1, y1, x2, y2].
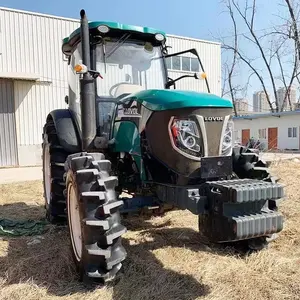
[0, 0, 291, 109]
[0, 0, 235, 39]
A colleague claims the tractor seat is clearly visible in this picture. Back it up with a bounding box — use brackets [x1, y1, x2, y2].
[113, 83, 144, 98]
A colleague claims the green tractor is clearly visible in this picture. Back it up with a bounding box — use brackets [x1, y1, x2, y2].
[42, 9, 284, 283]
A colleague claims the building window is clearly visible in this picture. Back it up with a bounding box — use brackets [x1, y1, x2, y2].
[166, 56, 200, 72]
[191, 57, 200, 72]
[172, 56, 181, 70]
[181, 57, 190, 71]
[288, 127, 297, 138]
[165, 57, 172, 69]
[258, 129, 266, 139]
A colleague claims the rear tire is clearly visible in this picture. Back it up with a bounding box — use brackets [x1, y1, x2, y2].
[42, 119, 69, 224]
[232, 145, 279, 250]
[65, 152, 127, 283]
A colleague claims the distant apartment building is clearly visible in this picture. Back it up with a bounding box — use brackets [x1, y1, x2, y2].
[235, 98, 248, 114]
[253, 91, 269, 112]
[277, 86, 297, 110]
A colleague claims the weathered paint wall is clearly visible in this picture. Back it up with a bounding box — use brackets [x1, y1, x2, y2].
[233, 113, 300, 150]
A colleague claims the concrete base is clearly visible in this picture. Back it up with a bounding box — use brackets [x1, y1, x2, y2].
[0, 166, 42, 184]
[17, 145, 42, 166]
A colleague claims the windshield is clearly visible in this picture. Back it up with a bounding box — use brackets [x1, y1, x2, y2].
[95, 38, 167, 98]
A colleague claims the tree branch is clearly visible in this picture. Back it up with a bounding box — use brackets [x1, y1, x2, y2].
[222, 44, 274, 112]
[232, 0, 279, 111]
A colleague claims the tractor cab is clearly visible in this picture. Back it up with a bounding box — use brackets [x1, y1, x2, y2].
[62, 19, 209, 144]
[63, 21, 166, 99]
[62, 20, 208, 100]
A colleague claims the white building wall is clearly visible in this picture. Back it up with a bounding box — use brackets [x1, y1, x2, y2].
[0, 7, 222, 166]
[0, 7, 79, 165]
[0, 8, 79, 79]
[233, 113, 300, 150]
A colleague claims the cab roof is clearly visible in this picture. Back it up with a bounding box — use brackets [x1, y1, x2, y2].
[62, 21, 166, 56]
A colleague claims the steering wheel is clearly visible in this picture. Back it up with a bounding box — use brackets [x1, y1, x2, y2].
[109, 82, 136, 98]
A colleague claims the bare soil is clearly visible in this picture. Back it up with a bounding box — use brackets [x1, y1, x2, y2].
[0, 160, 299, 300]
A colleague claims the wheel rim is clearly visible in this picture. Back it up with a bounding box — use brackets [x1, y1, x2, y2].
[68, 183, 82, 261]
[44, 143, 51, 205]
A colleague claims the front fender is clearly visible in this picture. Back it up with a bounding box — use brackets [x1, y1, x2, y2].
[46, 109, 81, 153]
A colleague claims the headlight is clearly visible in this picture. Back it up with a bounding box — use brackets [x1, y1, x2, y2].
[169, 117, 203, 159]
[155, 33, 165, 42]
[221, 118, 233, 156]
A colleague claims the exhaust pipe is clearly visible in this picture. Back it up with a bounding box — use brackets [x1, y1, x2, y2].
[79, 9, 96, 151]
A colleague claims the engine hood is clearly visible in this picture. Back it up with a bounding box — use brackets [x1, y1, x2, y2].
[119, 89, 233, 111]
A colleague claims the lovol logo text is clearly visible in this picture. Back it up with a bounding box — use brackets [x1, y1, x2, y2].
[204, 116, 224, 122]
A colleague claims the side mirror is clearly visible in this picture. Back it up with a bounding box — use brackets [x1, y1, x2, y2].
[194, 72, 207, 80]
[74, 63, 103, 79]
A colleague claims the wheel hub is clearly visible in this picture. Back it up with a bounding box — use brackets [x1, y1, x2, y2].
[44, 143, 51, 205]
[68, 183, 82, 261]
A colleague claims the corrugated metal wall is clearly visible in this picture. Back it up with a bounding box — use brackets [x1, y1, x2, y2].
[0, 8, 79, 147]
[14, 81, 68, 145]
[0, 79, 18, 166]
[0, 8, 79, 83]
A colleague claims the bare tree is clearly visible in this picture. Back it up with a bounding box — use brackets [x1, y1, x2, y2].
[285, 0, 300, 63]
[275, 38, 298, 111]
[232, 0, 280, 111]
[284, 0, 300, 107]
[227, 0, 239, 116]
[220, 0, 300, 113]
[273, 0, 300, 111]
[220, 0, 275, 112]
[219, 0, 253, 115]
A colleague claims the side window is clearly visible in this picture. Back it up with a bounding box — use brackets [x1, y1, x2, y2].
[288, 127, 297, 138]
[258, 128, 266, 139]
[293, 127, 297, 137]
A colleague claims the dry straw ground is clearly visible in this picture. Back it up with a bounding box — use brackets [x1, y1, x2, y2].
[0, 160, 300, 300]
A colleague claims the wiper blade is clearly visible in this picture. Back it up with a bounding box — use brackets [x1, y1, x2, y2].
[106, 33, 131, 59]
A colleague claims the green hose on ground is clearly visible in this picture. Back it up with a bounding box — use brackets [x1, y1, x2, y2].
[0, 219, 49, 237]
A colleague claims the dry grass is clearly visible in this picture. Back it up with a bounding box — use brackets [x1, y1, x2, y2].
[0, 160, 300, 300]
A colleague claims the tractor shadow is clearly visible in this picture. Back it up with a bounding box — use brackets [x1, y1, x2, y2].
[0, 203, 252, 299]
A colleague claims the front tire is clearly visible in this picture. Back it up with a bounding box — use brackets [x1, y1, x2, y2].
[65, 152, 127, 283]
